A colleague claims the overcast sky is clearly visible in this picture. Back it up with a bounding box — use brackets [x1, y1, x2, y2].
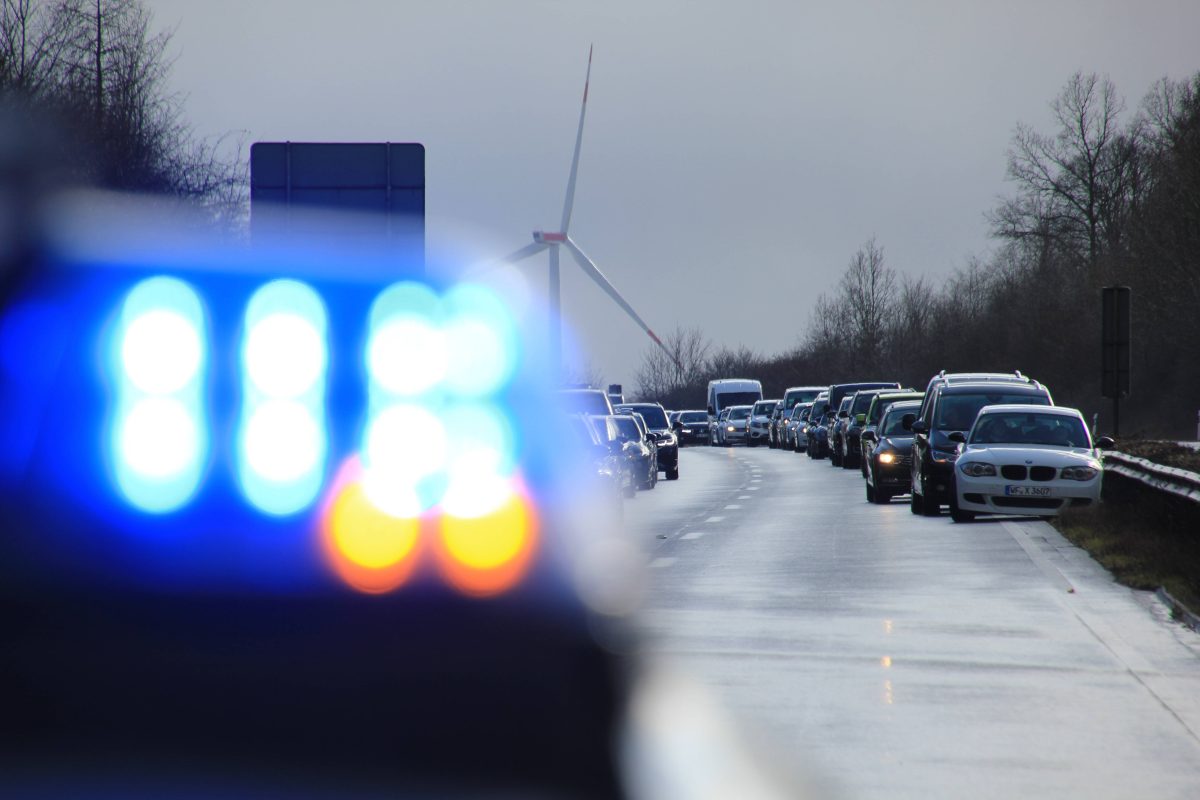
[147, 0, 1200, 389]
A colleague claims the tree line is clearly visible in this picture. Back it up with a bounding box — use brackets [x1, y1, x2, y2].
[0, 0, 243, 220]
[635, 71, 1200, 438]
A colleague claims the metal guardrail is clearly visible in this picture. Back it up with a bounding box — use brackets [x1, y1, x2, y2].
[1104, 451, 1200, 505]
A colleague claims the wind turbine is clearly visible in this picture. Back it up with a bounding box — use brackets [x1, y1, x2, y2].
[499, 46, 679, 379]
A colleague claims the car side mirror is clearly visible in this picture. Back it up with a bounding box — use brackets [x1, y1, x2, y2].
[838, 410, 848, 418]
[909, 418, 927, 434]
[947, 431, 966, 443]
[861, 430, 876, 443]
[1095, 435, 1115, 449]
[707, 405, 714, 415]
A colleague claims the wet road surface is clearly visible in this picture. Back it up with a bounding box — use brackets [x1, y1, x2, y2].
[626, 444, 1200, 799]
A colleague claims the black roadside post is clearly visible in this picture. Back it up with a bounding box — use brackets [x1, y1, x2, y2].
[1101, 286, 1131, 437]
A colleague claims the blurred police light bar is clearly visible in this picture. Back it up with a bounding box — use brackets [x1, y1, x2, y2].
[0, 189, 559, 598]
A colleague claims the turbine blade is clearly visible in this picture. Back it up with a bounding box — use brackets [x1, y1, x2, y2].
[563, 237, 681, 370]
[559, 45, 593, 235]
[500, 242, 548, 263]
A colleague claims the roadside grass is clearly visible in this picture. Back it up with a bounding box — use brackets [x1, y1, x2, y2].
[1055, 469, 1200, 615]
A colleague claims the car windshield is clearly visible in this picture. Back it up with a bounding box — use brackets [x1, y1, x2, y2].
[718, 392, 760, 410]
[935, 392, 1049, 431]
[971, 412, 1090, 447]
[810, 400, 829, 417]
[869, 395, 913, 425]
[753, 402, 775, 415]
[850, 392, 878, 414]
[679, 411, 707, 423]
[618, 405, 668, 428]
[785, 389, 822, 408]
[880, 407, 918, 436]
[728, 407, 751, 420]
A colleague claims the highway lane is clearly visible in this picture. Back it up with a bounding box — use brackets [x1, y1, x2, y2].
[626, 444, 1200, 799]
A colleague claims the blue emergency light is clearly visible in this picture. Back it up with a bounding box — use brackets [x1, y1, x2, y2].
[0, 196, 555, 597]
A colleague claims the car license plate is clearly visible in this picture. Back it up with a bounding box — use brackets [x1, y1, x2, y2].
[1005, 485, 1052, 497]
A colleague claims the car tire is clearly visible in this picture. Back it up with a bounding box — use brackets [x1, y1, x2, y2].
[921, 487, 941, 516]
[910, 489, 922, 515]
[667, 467, 679, 480]
[841, 452, 856, 470]
[623, 481, 636, 499]
[874, 489, 892, 505]
[865, 482, 875, 503]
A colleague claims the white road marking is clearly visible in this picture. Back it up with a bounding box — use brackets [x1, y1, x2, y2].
[649, 557, 677, 569]
[738, 495, 752, 499]
[682, 531, 705, 540]
[705, 516, 725, 523]
[747, 486, 760, 490]
[725, 504, 742, 509]
[1003, 521, 1075, 593]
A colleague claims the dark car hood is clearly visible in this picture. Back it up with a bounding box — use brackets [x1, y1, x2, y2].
[882, 435, 915, 449]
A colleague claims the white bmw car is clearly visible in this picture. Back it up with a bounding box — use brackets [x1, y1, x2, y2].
[948, 405, 1114, 523]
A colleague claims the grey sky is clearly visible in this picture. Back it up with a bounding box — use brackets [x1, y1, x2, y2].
[147, 0, 1200, 389]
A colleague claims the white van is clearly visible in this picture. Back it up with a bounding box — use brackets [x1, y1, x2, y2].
[707, 379, 763, 419]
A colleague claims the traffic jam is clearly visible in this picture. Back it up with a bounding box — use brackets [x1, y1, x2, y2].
[565, 372, 1111, 525]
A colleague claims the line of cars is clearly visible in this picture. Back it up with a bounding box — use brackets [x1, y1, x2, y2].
[742, 372, 1115, 522]
[560, 388, 681, 512]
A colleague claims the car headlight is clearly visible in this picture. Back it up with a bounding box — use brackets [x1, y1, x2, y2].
[959, 461, 996, 477]
[878, 452, 896, 464]
[681, 428, 692, 434]
[1061, 465, 1099, 481]
[726, 425, 735, 432]
[933, 449, 959, 464]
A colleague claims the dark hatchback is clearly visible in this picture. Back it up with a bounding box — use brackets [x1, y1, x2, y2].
[861, 400, 922, 504]
[909, 380, 1053, 516]
[615, 403, 679, 480]
[673, 409, 710, 446]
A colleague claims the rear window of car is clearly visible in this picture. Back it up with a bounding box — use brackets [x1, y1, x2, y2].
[612, 416, 640, 440]
[935, 392, 1050, 431]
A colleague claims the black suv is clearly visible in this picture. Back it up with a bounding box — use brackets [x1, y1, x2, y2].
[909, 379, 1053, 515]
[615, 403, 679, 480]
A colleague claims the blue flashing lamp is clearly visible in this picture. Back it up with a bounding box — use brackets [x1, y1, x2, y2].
[111, 276, 208, 513]
[237, 279, 329, 516]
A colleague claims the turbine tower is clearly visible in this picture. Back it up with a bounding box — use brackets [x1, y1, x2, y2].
[499, 47, 679, 380]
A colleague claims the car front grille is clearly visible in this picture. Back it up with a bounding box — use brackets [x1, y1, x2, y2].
[1001, 465, 1027, 481]
[1030, 466, 1056, 481]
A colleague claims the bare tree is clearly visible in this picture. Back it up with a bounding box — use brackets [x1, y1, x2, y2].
[634, 325, 711, 403]
[0, 0, 245, 221]
[0, 0, 74, 97]
[838, 236, 896, 372]
[995, 72, 1138, 271]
